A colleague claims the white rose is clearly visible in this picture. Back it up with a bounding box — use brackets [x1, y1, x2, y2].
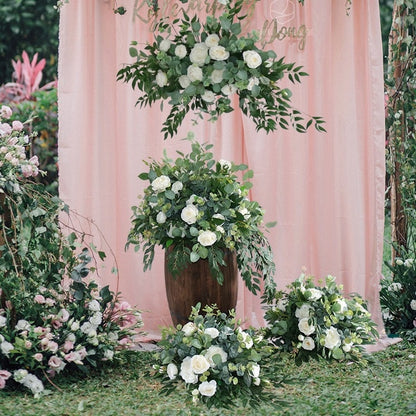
[249, 363, 260, 378]
[204, 345, 227, 367]
[181, 204, 199, 225]
[410, 299, 416, 311]
[238, 207, 250, 220]
[180, 357, 198, 384]
[246, 76, 259, 91]
[335, 299, 348, 313]
[171, 181, 183, 194]
[388, 282, 402, 292]
[238, 328, 253, 348]
[156, 211, 167, 224]
[218, 159, 231, 170]
[189, 43, 208, 66]
[205, 34, 220, 48]
[0, 315, 6, 328]
[167, 363, 178, 380]
[70, 321, 80, 331]
[404, 258, 414, 267]
[198, 230, 217, 247]
[295, 304, 311, 319]
[15, 319, 30, 331]
[307, 288, 323, 301]
[182, 322, 197, 336]
[175, 44, 187, 59]
[80, 322, 96, 336]
[243, 50, 262, 68]
[198, 380, 217, 397]
[253, 377, 261, 386]
[324, 326, 341, 350]
[179, 75, 191, 89]
[209, 45, 229, 61]
[1, 341, 14, 357]
[159, 39, 171, 52]
[21, 374, 44, 396]
[302, 336, 315, 351]
[342, 342, 353, 352]
[201, 90, 215, 103]
[104, 349, 114, 360]
[151, 175, 171, 192]
[156, 70, 168, 87]
[221, 84, 237, 96]
[89, 312, 102, 327]
[191, 355, 210, 374]
[187, 65, 203, 82]
[216, 225, 225, 234]
[298, 318, 315, 336]
[204, 327, 219, 339]
[395, 258, 404, 266]
[88, 299, 101, 312]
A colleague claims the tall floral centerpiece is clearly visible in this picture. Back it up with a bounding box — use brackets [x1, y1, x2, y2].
[127, 134, 276, 323]
[117, 0, 325, 138]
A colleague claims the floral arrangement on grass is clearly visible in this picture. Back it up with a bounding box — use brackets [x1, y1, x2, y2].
[117, 0, 325, 138]
[153, 303, 280, 409]
[0, 107, 143, 396]
[126, 133, 276, 301]
[264, 274, 378, 364]
[380, 250, 416, 341]
[0, 248, 143, 396]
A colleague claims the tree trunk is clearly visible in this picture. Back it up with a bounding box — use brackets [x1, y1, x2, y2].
[387, 3, 408, 262]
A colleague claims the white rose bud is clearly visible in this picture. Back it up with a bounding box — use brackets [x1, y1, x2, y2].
[302, 336, 315, 351]
[159, 39, 171, 52]
[156, 211, 167, 224]
[156, 70, 168, 87]
[201, 90, 216, 103]
[171, 181, 183, 194]
[205, 34, 220, 48]
[175, 44, 187, 59]
[410, 299, 416, 311]
[167, 363, 178, 380]
[246, 77, 259, 91]
[182, 322, 197, 336]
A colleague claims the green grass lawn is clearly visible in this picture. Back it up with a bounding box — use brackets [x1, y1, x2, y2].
[1, 342, 415, 416]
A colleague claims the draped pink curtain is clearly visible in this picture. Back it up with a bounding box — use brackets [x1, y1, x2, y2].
[58, 0, 386, 336]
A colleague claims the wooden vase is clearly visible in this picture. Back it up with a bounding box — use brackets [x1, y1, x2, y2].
[164, 249, 238, 326]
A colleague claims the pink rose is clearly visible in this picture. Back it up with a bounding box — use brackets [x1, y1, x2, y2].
[34, 294, 45, 304]
[48, 355, 66, 373]
[0, 105, 12, 119]
[29, 155, 39, 166]
[0, 370, 11, 380]
[48, 341, 59, 353]
[12, 120, 24, 131]
[33, 353, 43, 362]
[62, 340, 74, 353]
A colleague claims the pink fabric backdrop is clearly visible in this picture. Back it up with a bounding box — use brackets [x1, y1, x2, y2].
[58, 0, 386, 336]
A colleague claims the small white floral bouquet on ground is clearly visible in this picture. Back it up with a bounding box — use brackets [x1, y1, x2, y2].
[117, 0, 325, 138]
[153, 304, 280, 409]
[264, 274, 378, 364]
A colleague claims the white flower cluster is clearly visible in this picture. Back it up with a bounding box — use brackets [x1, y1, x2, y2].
[163, 320, 262, 402]
[155, 31, 264, 101]
[0, 105, 40, 184]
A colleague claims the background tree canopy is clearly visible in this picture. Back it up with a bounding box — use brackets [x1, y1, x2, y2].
[0, 0, 59, 83]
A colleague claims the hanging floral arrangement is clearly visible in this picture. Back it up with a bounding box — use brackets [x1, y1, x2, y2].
[117, 0, 325, 138]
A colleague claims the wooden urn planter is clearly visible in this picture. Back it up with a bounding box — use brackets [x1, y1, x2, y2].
[164, 249, 238, 326]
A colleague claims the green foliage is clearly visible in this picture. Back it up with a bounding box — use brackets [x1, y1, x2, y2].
[127, 133, 276, 301]
[0, 0, 59, 83]
[380, 241, 416, 340]
[9, 89, 59, 195]
[117, 0, 325, 139]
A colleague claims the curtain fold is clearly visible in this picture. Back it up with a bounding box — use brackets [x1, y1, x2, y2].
[58, 0, 386, 334]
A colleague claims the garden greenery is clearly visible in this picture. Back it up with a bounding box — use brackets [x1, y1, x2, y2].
[127, 133, 276, 301]
[117, 0, 325, 138]
[0, 107, 143, 396]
